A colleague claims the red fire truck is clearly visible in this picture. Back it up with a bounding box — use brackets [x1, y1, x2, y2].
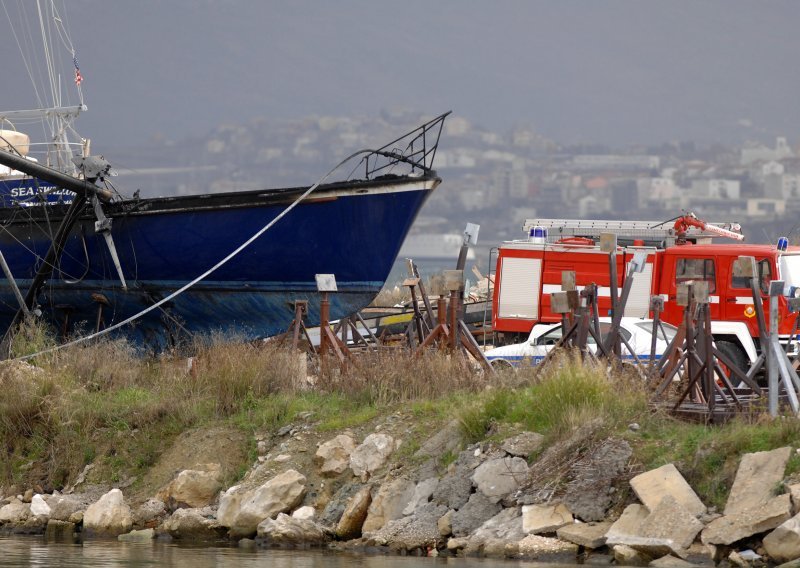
[491, 215, 800, 367]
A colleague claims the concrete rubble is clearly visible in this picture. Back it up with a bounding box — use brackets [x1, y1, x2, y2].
[1, 425, 800, 566]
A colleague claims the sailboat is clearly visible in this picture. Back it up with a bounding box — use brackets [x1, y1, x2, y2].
[0, 1, 448, 348]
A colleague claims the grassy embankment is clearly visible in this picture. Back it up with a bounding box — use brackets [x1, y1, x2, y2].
[1, 319, 799, 510]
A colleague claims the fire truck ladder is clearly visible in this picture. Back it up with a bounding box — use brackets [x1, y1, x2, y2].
[522, 218, 743, 242]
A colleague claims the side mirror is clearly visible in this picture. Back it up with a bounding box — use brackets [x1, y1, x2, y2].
[529, 337, 538, 346]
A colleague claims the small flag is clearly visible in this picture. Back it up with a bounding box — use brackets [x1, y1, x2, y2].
[73, 55, 83, 85]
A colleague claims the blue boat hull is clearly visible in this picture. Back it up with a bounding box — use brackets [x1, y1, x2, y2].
[0, 175, 439, 347]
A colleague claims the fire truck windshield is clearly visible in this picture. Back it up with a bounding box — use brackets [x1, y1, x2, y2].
[780, 254, 800, 289]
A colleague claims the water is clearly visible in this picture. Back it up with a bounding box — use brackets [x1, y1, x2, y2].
[0, 536, 573, 567]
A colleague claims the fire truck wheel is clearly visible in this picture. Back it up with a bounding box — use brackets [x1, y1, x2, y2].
[716, 341, 747, 382]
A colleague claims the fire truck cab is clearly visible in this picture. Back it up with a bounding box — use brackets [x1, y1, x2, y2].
[491, 217, 799, 366]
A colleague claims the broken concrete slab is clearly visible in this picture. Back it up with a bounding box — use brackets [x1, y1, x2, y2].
[763, 513, 800, 564]
[724, 447, 791, 517]
[522, 502, 573, 535]
[613, 544, 653, 566]
[648, 555, 695, 568]
[557, 521, 612, 549]
[702, 493, 792, 546]
[605, 504, 650, 544]
[629, 464, 706, 517]
[638, 495, 704, 552]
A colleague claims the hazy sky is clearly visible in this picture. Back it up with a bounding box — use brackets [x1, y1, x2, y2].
[2, 0, 799, 149]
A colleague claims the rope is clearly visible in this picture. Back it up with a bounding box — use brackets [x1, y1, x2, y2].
[16, 148, 377, 360]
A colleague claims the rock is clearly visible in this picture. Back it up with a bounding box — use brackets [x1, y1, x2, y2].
[614, 544, 653, 566]
[362, 476, 416, 533]
[68, 511, 83, 525]
[22, 489, 33, 503]
[451, 491, 502, 537]
[314, 435, 356, 477]
[702, 493, 792, 545]
[472, 456, 529, 503]
[789, 484, 800, 515]
[217, 485, 244, 528]
[522, 502, 573, 534]
[118, 528, 155, 542]
[229, 470, 307, 537]
[629, 464, 706, 517]
[438, 510, 453, 537]
[729, 550, 759, 568]
[82, 489, 133, 537]
[44, 519, 76, 541]
[447, 536, 469, 551]
[724, 447, 791, 516]
[632, 495, 704, 556]
[48, 495, 85, 522]
[350, 434, 395, 481]
[156, 463, 223, 509]
[335, 485, 371, 539]
[238, 537, 257, 549]
[0, 498, 29, 523]
[557, 521, 612, 549]
[162, 508, 225, 540]
[318, 482, 363, 528]
[517, 534, 578, 559]
[256, 512, 328, 546]
[432, 462, 473, 510]
[369, 502, 448, 551]
[414, 419, 463, 459]
[563, 438, 632, 522]
[133, 498, 167, 527]
[764, 513, 800, 563]
[292, 506, 315, 520]
[605, 504, 650, 543]
[500, 432, 545, 457]
[648, 555, 695, 568]
[402, 478, 438, 516]
[30, 494, 51, 518]
[469, 507, 525, 544]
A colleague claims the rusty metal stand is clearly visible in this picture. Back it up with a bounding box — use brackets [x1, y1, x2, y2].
[278, 300, 316, 354]
[318, 291, 354, 372]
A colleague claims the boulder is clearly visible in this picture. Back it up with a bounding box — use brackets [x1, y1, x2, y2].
[133, 498, 167, 527]
[649, 556, 695, 568]
[517, 534, 578, 559]
[522, 502, 573, 534]
[44, 519, 76, 541]
[362, 476, 416, 533]
[629, 464, 706, 517]
[563, 438, 632, 521]
[557, 521, 612, 549]
[216, 485, 244, 528]
[631, 495, 704, 556]
[501, 432, 545, 457]
[162, 508, 225, 540]
[414, 419, 463, 460]
[469, 507, 525, 545]
[402, 477, 438, 515]
[48, 495, 85, 522]
[789, 483, 800, 515]
[30, 494, 51, 518]
[156, 463, 223, 509]
[764, 513, 800, 563]
[256, 513, 329, 546]
[614, 544, 653, 566]
[605, 504, 649, 543]
[702, 493, 792, 545]
[118, 528, 155, 542]
[292, 506, 315, 520]
[369, 502, 448, 551]
[314, 435, 356, 477]
[433, 462, 473, 510]
[472, 456, 529, 503]
[229, 469, 307, 537]
[438, 509, 453, 537]
[83, 489, 133, 536]
[350, 433, 395, 481]
[451, 491, 502, 537]
[335, 485, 371, 539]
[319, 482, 364, 529]
[0, 498, 29, 524]
[724, 447, 791, 516]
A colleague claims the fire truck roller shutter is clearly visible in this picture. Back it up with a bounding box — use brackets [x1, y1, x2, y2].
[498, 257, 542, 319]
[624, 260, 654, 318]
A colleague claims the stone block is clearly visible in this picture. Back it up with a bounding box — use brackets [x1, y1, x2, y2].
[702, 493, 792, 546]
[629, 464, 705, 517]
[557, 521, 612, 549]
[724, 447, 791, 516]
[522, 502, 573, 534]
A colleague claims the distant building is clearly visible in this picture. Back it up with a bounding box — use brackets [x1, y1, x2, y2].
[747, 198, 786, 217]
[571, 155, 660, 171]
[740, 137, 794, 166]
[764, 173, 800, 199]
[690, 179, 741, 200]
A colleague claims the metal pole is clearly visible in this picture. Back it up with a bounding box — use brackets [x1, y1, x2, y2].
[769, 289, 780, 416]
[0, 250, 30, 318]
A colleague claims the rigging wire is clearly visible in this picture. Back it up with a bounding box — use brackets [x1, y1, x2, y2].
[16, 147, 383, 361]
